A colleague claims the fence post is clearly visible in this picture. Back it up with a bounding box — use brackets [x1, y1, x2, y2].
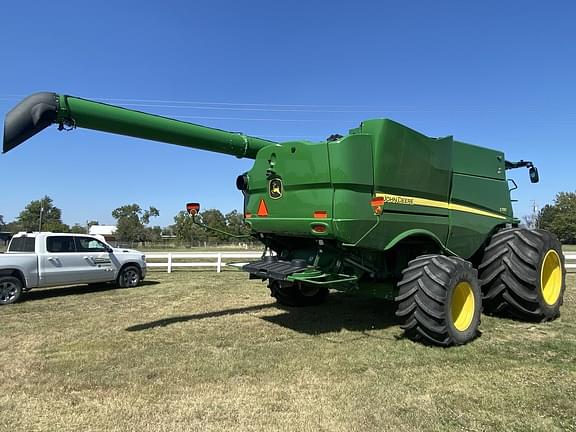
[217, 253, 222, 273]
[168, 252, 172, 274]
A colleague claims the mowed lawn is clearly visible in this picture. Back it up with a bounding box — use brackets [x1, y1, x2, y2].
[1, 269, 575, 432]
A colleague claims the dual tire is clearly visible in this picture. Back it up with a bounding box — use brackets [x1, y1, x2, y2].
[395, 228, 565, 346]
[478, 228, 565, 321]
[395, 255, 482, 346]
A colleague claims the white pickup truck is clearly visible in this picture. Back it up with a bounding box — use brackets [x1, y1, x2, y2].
[0, 232, 146, 305]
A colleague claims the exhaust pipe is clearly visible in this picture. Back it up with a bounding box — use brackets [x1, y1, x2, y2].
[3, 92, 59, 153]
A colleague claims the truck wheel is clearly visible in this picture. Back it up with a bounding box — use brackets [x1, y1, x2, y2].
[479, 228, 565, 321]
[395, 255, 481, 346]
[269, 280, 328, 307]
[117, 265, 141, 288]
[0, 276, 23, 305]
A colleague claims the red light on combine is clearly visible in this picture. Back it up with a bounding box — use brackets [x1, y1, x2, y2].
[186, 202, 200, 215]
[313, 211, 328, 219]
[244, 213, 252, 219]
[370, 197, 385, 207]
[370, 197, 384, 216]
[311, 224, 327, 233]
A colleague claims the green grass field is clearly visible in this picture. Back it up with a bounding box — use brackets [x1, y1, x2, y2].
[1, 268, 575, 432]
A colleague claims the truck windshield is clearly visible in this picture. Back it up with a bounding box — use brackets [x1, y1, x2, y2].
[8, 237, 35, 252]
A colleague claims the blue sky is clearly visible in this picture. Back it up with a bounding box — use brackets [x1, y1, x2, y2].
[1, 1, 575, 227]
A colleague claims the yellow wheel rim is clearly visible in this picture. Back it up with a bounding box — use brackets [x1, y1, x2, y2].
[540, 249, 562, 306]
[451, 281, 475, 332]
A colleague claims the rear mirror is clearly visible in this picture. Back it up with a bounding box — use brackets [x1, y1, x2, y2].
[529, 166, 539, 183]
[186, 202, 200, 215]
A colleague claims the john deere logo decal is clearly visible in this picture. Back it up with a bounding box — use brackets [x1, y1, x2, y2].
[269, 178, 283, 199]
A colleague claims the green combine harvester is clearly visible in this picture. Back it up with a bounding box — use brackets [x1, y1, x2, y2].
[3, 92, 566, 346]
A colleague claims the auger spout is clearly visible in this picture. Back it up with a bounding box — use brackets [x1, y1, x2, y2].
[3, 92, 276, 158]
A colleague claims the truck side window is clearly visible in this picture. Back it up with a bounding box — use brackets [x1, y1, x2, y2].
[46, 236, 76, 253]
[8, 237, 36, 252]
[75, 237, 107, 252]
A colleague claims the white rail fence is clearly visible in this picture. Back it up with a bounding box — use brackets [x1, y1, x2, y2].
[145, 252, 267, 273]
[566, 253, 576, 273]
[146, 252, 576, 274]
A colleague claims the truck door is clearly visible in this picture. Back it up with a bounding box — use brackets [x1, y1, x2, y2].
[73, 236, 115, 282]
[41, 236, 107, 286]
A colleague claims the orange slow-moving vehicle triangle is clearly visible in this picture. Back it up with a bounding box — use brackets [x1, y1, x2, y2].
[257, 199, 269, 217]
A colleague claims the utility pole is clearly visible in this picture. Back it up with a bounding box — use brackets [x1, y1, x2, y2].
[531, 200, 539, 229]
[38, 199, 45, 232]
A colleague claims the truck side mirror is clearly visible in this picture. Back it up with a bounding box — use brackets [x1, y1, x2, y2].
[529, 166, 539, 183]
[186, 202, 200, 215]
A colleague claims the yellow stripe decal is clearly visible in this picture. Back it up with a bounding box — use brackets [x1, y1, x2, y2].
[374, 193, 507, 220]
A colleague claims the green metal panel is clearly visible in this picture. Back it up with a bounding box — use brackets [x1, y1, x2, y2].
[452, 141, 506, 180]
[355, 212, 450, 251]
[362, 119, 452, 202]
[446, 173, 512, 258]
[245, 141, 334, 237]
[328, 134, 375, 244]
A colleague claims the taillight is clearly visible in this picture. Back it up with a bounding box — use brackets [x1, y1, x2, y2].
[311, 224, 327, 233]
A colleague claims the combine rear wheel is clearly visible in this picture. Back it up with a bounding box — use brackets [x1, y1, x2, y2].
[479, 228, 565, 321]
[395, 255, 481, 346]
[269, 280, 328, 307]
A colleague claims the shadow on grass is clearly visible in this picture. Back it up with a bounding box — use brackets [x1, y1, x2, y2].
[265, 293, 398, 335]
[126, 303, 278, 331]
[23, 280, 161, 302]
[126, 292, 398, 335]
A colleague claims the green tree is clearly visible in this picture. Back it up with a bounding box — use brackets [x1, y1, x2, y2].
[112, 204, 159, 243]
[225, 210, 250, 236]
[4, 220, 21, 234]
[70, 224, 87, 234]
[537, 192, 576, 244]
[201, 209, 228, 243]
[87, 220, 99, 229]
[172, 210, 206, 247]
[16, 196, 69, 232]
[0, 215, 5, 230]
[144, 226, 163, 243]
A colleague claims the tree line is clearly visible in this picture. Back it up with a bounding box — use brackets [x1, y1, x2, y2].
[0, 196, 251, 246]
[536, 192, 576, 244]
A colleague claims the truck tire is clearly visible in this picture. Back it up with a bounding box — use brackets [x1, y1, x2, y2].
[269, 280, 328, 307]
[117, 265, 142, 288]
[0, 276, 23, 305]
[479, 228, 565, 321]
[395, 255, 481, 346]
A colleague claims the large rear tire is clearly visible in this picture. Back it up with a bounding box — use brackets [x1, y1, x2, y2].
[478, 228, 565, 321]
[269, 280, 328, 307]
[395, 255, 481, 346]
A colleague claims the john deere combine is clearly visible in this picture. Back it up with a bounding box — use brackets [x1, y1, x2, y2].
[3, 92, 566, 346]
